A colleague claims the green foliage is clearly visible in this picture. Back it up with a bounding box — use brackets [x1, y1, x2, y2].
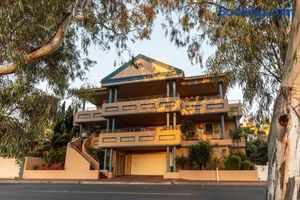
[241, 160, 254, 170]
[154, 0, 294, 119]
[246, 139, 268, 165]
[0, 1, 158, 160]
[180, 120, 196, 140]
[176, 155, 189, 170]
[232, 152, 247, 162]
[188, 141, 213, 170]
[225, 155, 241, 170]
[86, 148, 104, 169]
[230, 128, 244, 141]
[207, 157, 225, 170]
[0, 91, 58, 160]
[42, 147, 66, 167]
[29, 102, 77, 167]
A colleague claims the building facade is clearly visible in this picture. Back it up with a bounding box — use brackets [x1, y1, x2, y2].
[74, 54, 243, 177]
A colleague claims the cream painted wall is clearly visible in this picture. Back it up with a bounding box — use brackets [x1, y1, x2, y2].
[0, 157, 20, 179]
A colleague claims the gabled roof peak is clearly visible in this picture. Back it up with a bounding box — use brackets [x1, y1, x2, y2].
[101, 54, 184, 86]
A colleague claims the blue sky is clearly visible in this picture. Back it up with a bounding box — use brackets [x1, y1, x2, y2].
[72, 17, 243, 102]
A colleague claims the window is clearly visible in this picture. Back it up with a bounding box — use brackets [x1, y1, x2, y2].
[205, 123, 214, 134]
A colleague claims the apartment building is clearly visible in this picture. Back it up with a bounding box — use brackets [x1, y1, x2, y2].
[74, 54, 243, 177]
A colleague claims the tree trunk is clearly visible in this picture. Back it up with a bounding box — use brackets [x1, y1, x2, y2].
[267, 1, 300, 199]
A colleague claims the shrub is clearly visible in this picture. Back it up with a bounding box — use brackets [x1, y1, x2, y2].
[225, 155, 241, 170]
[232, 152, 247, 161]
[241, 160, 254, 170]
[176, 156, 188, 170]
[180, 120, 196, 140]
[27, 151, 42, 157]
[207, 157, 225, 170]
[49, 162, 64, 170]
[188, 141, 213, 170]
[42, 147, 66, 167]
[246, 139, 268, 165]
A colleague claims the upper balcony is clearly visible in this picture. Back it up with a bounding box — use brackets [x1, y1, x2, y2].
[74, 96, 242, 124]
[96, 126, 181, 148]
[228, 100, 243, 117]
[74, 108, 106, 123]
[101, 95, 180, 117]
[180, 96, 229, 116]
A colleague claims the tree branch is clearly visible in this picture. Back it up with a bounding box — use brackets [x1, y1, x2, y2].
[27, 13, 71, 62]
[0, 13, 72, 76]
[0, 63, 17, 75]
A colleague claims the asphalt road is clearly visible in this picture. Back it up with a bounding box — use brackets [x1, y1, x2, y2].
[0, 183, 266, 200]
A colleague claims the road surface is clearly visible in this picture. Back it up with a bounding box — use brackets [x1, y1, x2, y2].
[0, 183, 266, 200]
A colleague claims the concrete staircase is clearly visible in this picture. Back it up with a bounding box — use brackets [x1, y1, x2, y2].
[67, 137, 99, 170]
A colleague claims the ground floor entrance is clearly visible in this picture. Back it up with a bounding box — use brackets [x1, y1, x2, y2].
[130, 152, 166, 175]
[113, 150, 172, 176]
[104, 147, 177, 177]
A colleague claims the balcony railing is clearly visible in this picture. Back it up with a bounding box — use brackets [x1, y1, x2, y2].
[103, 94, 180, 103]
[181, 98, 229, 115]
[181, 95, 221, 102]
[74, 95, 241, 123]
[74, 109, 106, 123]
[228, 101, 243, 117]
[99, 125, 180, 134]
[101, 95, 181, 116]
[97, 126, 181, 148]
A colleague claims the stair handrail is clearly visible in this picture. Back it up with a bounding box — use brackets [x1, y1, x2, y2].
[68, 138, 91, 163]
[82, 135, 100, 170]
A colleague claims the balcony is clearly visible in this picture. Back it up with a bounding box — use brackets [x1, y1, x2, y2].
[74, 109, 106, 123]
[228, 100, 243, 117]
[180, 130, 246, 148]
[97, 127, 181, 148]
[74, 96, 241, 124]
[101, 95, 180, 116]
[181, 96, 229, 115]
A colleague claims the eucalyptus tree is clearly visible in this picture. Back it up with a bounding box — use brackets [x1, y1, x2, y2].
[152, 0, 293, 119]
[0, 0, 157, 159]
[150, 1, 299, 199]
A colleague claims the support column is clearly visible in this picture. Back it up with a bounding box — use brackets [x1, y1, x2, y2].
[234, 116, 239, 129]
[173, 146, 177, 172]
[173, 112, 176, 129]
[166, 113, 170, 128]
[112, 117, 116, 132]
[109, 88, 113, 103]
[114, 87, 118, 102]
[166, 80, 170, 97]
[78, 99, 86, 137]
[82, 99, 86, 111]
[172, 80, 176, 97]
[79, 125, 83, 137]
[220, 114, 225, 139]
[106, 118, 110, 132]
[109, 148, 113, 172]
[218, 81, 223, 98]
[166, 147, 170, 172]
[103, 149, 107, 170]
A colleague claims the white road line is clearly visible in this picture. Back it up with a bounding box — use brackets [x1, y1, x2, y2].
[32, 190, 192, 196]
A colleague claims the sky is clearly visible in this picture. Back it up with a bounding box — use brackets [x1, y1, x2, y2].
[71, 17, 243, 104]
